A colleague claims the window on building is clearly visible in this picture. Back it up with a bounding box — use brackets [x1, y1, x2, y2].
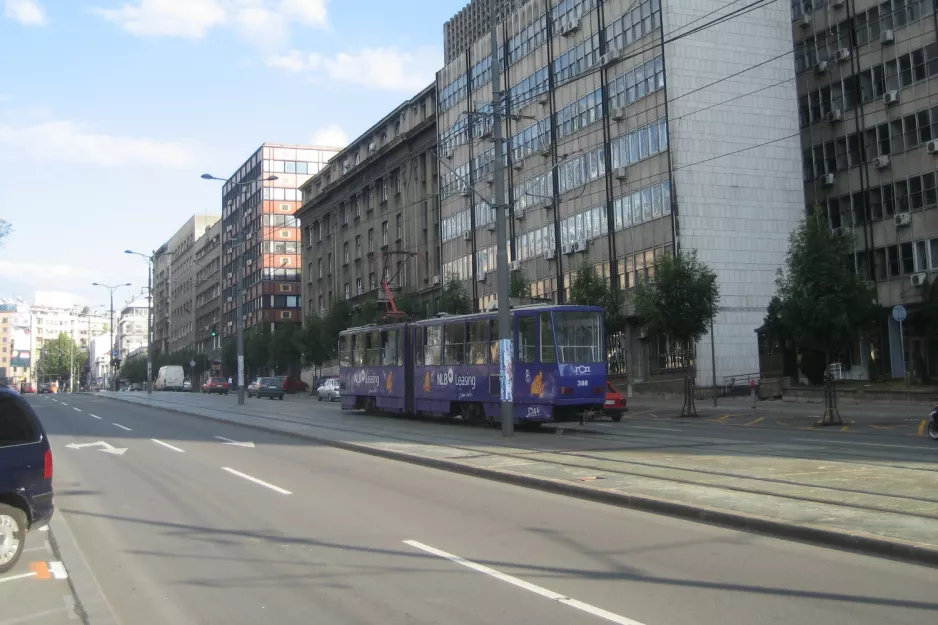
[356, 278, 363, 294]
[343, 242, 349, 264]
[344, 283, 350, 299]
[396, 214, 402, 240]
[382, 221, 389, 246]
[368, 228, 375, 252]
[355, 235, 361, 258]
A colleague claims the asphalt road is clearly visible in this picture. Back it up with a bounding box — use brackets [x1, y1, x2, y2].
[24, 393, 938, 625]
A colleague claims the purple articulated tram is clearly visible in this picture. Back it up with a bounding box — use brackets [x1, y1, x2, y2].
[338, 304, 606, 426]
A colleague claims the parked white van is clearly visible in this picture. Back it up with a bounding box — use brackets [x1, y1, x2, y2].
[154, 365, 185, 391]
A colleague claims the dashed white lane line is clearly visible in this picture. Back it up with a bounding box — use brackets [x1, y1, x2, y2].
[623, 425, 682, 432]
[113, 423, 132, 431]
[403, 540, 646, 625]
[59, 402, 68, 406]
[151, 439, 185, 453]
[89, 413, 102, 420]
[73, 407, 82, 412]
[222, 467, 292, 495]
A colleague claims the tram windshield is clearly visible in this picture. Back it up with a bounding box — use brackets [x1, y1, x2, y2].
[553, 311, 603, 363]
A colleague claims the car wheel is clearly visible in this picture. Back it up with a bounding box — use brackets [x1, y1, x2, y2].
[0, 503, 27, 574]
[611, 413, 622, 423]
[318, 393, 323, 401]
[279, 395, 284, 401]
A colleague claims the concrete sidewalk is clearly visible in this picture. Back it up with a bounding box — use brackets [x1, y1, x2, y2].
[98, 391, 938, 565]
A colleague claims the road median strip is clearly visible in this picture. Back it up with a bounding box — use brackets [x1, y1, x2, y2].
[98, 392, 938, 567]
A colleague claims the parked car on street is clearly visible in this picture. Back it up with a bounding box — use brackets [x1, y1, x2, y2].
[37, 382, 51, 394]
[0, 385, 54, 573]
[182, 379, 192, 392]
[255, 377, 284, 400]
[604, 381, 627, 422]
[280, 376, 308, 394]
[202, 377, 229, 395]
[246, 378, 261, 398]
[316, 378, 341, 402]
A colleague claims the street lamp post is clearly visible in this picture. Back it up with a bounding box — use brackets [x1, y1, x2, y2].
[125, 250, 154, 394]
[202, 173, 278, 406]
[92, 282, 131, 391]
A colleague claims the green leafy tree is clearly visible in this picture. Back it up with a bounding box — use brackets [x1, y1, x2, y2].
[510, 269, 531, 299]
[440, 274, 472, 314]
[221, 340, 237, 378]
[323, 300, 353, 359]
[270, 321, 302, 374]
[119, 356, 148, 383]
[568, 264, 627, 336]
[393, 289, 425, 320]
[773, 207, 877, 395]
[36, 333, 87, 385]
[301, 314, 331, 371]
[245, 325, 272, 376]
[634, 251, 720, 416]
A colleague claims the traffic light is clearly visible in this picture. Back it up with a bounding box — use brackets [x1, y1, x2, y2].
[211, 325, 217, 338]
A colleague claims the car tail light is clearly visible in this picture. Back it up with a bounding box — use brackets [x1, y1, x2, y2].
[44, 449, 53, 480]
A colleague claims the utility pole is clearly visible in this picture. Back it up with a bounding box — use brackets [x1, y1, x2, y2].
[92, 282, 130, 391]
[236, 235, 245, 405]
[490, 0, 513, 437]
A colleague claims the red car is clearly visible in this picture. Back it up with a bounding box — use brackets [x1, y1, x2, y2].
[279, 376, 308, 394]
[202, 377, 229, 395]
[604, 381, 627, 422]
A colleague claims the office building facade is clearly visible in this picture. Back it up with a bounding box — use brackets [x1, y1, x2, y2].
[152, 214, 221, 356]
[194, 219, 223, 359]
[794, 0, 938, 377]
[220, 143, 339, 338]
[437, 0, 805, 385]
[116, 297, 149, 361]
[298, 85, 440, 317]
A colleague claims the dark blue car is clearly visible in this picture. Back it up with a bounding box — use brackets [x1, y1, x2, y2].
[0, 385, 54, 573]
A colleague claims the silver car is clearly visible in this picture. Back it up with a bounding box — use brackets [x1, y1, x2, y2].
[316, 378, 341, 402]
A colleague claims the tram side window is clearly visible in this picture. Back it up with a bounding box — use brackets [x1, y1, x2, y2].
[352, 334, 364, 366]
[381, 330, 398, 366]
[554, 311, 603, 362]
[518, 316, 537, 363]
[489, 319, 499, 364]
[339, 336, 351, 367]
[425, 325, 442, 365]
[415, 327, 425, 366]
[396, 329, 404, 365]
[444, 323, 466, 365]
[540, 313, 556, 363]
[467, 320, 488, 364]
[366, 331, 381, 365]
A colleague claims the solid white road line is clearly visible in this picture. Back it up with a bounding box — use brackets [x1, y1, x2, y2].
[151, 439, 185, 453]
[792, 438, 929, 450]
[0, 572, 36, 584]
[113, 423, 132, 431]
[89, 414, 102, 420]
[625, 425, 682, 432]
[404, 540, 646, 625]
[73, 407, 82, 412]
[222, 467, 292, 495]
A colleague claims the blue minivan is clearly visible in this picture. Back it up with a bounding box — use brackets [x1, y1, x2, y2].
[0, 385, 54, 573]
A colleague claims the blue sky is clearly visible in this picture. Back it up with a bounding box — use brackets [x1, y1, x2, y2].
[0, 0, 463, 309]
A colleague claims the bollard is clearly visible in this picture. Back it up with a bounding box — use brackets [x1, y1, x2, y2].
[749, 378, 757, 409]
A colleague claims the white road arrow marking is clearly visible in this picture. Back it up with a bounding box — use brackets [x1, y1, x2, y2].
[65, 441, 128, 456]
[214, 436, 255, 448]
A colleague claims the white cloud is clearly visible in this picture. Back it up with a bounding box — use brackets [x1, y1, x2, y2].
[4, 0, 48, 25]
[93, 0, 326, 42]
[0, 120, 196, 168]
[311, 124, 347, 147]
[267, 46, 442, 92]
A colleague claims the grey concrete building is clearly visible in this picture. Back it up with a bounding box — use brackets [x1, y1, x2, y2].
[298, 85, 440, 318]
[445, 0, 527, 62]
[151, 214, 220, 356]
[219, 144, 339, 340]
[794, 0, 938, 377]
[437, 0, 805, 386]
[194, 219, 222, 361]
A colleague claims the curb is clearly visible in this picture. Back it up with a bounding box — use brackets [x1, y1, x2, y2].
[48, 513, 120, 625]
[98, 394, 938, 568]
